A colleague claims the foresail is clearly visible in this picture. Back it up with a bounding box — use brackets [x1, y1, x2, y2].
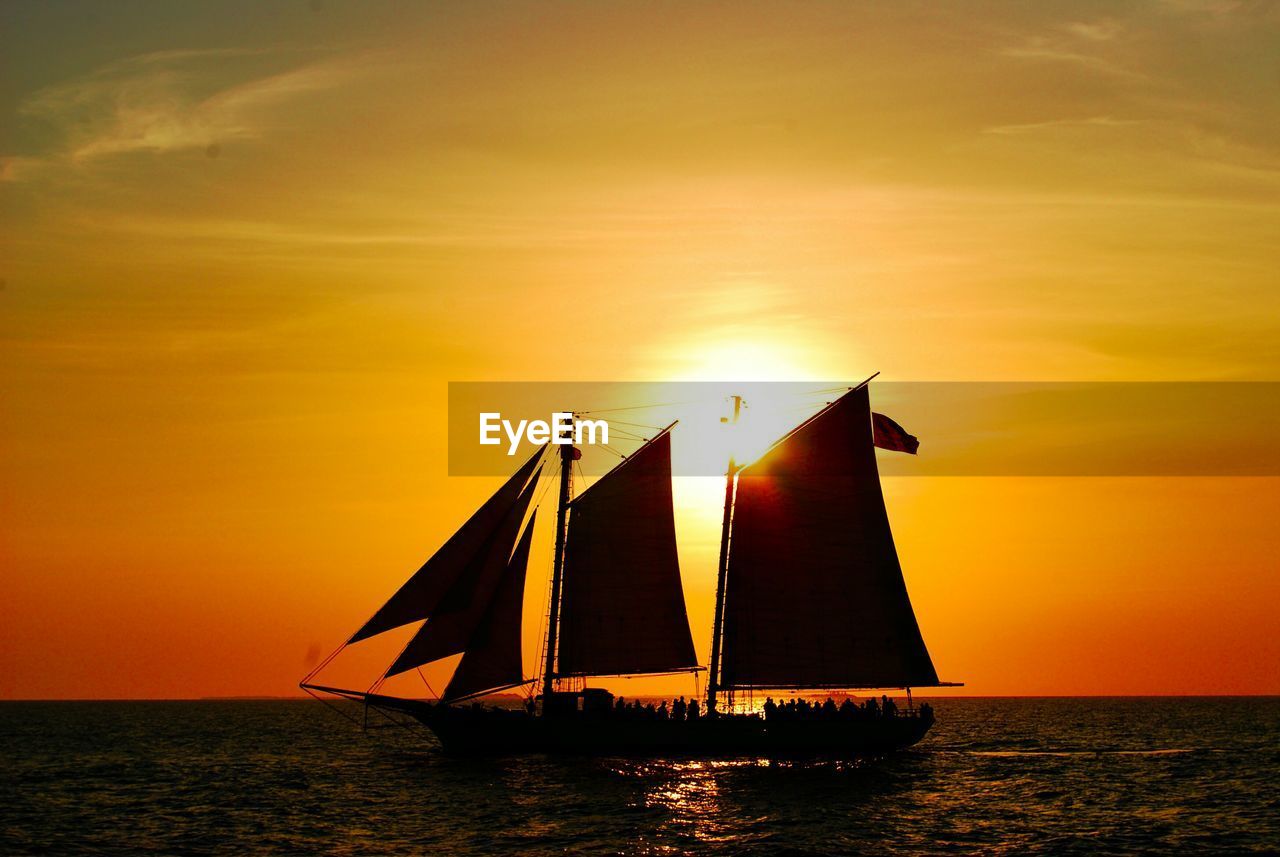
[720, 385, 940, 689]
[349, 446, 544, 644]
[557, 431, 699, 677]
[385, 471, 540, 676]
[443, 511, 536, 701]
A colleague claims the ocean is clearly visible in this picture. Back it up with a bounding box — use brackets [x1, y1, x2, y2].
[3, 697, 1277, 855]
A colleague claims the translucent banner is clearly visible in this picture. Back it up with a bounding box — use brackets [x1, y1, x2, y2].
[447, 382, 1280, 477]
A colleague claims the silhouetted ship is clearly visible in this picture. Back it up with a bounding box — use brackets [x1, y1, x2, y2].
[303, 380, 959, 756]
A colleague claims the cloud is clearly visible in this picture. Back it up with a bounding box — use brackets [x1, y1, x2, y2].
[5, 48, 374, 180]
[983, 116, 1146, 136]
[1000, 17, 1144, 82]
[1000, 42, 1146, 81]
[1061, 20, 1123, 42]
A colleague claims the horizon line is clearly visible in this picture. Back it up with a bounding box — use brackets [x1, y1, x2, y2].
[2, 693, 1278, 703]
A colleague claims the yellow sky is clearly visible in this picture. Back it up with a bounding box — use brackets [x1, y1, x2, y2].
[2, 1, 1277, 698]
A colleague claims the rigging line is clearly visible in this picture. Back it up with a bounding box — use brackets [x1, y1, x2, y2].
[776, 402, 839, 416]
[363, 701, 423, 732]
[599, 418, 668, 431]
[444, 677, 537, 705]
[534, 452, 567, 693]
[801, 385, 859, 395]
[575, 398, 704, 415]
[555, 666, 707, 679]
[532, 467, 558, 510]
[605, 429, 648, 443]
[415, 668, 438, 700]
[533, 535, 555, 683]
[609, 432, 650, 447]
[596, 432, 640, 447]
[599, 443, 629, 460]
[302, 685, 365, 728]
[301, 638, 348, 685]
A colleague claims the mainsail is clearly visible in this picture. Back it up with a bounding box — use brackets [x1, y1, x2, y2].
[719, 385, 940, 689]
[349, 446, 545, 644]
[556, 430, 699, 676]
[385, 470, 540, 676]
[443, 511, 537, 701]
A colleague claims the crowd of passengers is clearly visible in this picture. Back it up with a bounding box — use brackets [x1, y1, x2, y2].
[762, 695, 932, 722]
[568, 695, 931, 722]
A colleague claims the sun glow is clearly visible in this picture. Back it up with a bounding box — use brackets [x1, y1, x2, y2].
[655, 328, 853, 474]
[673, 335, 826, 384]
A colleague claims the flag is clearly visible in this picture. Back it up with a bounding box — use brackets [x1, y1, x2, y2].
[872, 412, 919, 454]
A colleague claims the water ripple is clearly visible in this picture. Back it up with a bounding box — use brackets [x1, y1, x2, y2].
[1, 698, 1277, 855]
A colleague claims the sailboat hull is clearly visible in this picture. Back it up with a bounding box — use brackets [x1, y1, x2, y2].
[408, 705, 933, 757]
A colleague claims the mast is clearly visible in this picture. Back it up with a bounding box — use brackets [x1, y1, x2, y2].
[706, 394, 742, 715]
[541, 426, 575, 699]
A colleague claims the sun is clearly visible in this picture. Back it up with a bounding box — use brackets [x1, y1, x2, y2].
[662, 332, 848, 548]
[673, 336, 826, 384]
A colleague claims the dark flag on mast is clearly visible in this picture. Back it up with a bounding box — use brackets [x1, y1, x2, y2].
[872, 412, 919, 455]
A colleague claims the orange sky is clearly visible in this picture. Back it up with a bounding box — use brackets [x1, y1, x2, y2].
[2, 1, 1277, 699]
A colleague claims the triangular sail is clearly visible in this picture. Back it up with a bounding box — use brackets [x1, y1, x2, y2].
[349, 446, 544, 644]
[719, 385, 940, 689]
[556, 431, 699, 676]
[385, 470, 540, 676]
[443, 511, 536, 701]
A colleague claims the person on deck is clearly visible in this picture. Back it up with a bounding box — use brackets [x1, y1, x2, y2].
[688, 699, 700, 721]
[763, 697, 777, 721]
[657, 701, 669, 720]
[673, 697, 687, 721]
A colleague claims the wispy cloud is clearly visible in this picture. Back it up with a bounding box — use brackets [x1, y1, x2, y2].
[1000, 42, 1146, 81]
[4, 48, 376, 180]
[1061, 20, 1123, 42]
[1001, 18, 1144, 82]
[983, 116, 1146, 136]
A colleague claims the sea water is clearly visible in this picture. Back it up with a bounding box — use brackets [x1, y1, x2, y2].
[2, 697, 1277, 855]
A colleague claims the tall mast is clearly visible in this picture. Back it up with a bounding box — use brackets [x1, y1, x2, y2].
[542, 429, 575, 700]
[706, 394, 742, 714]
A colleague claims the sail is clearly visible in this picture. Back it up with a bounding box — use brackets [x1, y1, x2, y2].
[556, 431, 698, 676]
[442, 511, 536, 701]
[349, 446, 544, 644]
[385, 470, 540, 676]
[719, 385, 940, 689]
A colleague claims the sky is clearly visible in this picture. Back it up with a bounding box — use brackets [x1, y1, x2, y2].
[1, 0, 1277, 699]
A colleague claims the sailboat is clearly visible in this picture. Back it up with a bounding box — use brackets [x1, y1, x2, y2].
[301, 379, 959, 756]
